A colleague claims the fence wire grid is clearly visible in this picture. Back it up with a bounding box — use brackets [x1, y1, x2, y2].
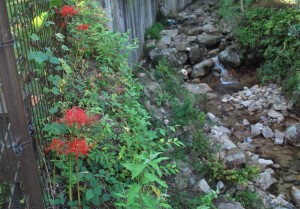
[0, 0, 53, 208]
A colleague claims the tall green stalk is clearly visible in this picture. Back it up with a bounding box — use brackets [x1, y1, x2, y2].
[69, 155, 73, 201]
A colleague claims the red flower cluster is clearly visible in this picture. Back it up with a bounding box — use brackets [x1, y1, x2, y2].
[65, 138, 90, 160]
[46, 138, 91, 159]
[77, 24, 89, 31]
[60, 107, 97, 128]
[57, 5, 78, 17]
[45, 138, 64, 154]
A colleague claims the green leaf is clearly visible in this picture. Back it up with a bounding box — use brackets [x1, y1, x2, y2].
[86, 189, 95, 201]
[49, 0, 62, 7]
[141, 194, 157, 208]
[127, 184, 140, 206]
[50, 57, 60, 65]
[122, 163, 146, 179]
[30, 33, 40, 41]
[143, 173, 168, 188]
[49, 106, 58, 114]
[118, 146, 126, 160]
[160, 203, 172, 208]
[58, 58, 72, 74]
[32, 12, 49, 31]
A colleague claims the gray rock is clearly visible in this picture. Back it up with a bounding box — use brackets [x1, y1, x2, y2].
[241, 100, 253, 107]
[201, 23, 218, 33]
[283, 174, 297, 183]
[273, 103, 288, 111]
[285, 123, 300, 147]
[183, 83, 213, 95]
[186, 27, 203, 36]
[188, 44, 206, 64]
[274, 130, 285, 145]
[207, 112, 220, 123]
[262, 126, 274, 139]
[221, 94, 233, 103]
[149, 48, 188, 67]
[194, 179, 211, 193]
[217, 202, 245, 209]
[160, 36, 171, 45]
[251, 123, 264, 137]
[256, 172, 273, 190]
[198, 32, 222, 47]
[160, 29, 178, 37]
[268, 109, 284, 123]
[218, 47, 241, 68]
[291, 186, 300, 205]
[217, 181, 225, 190]
[212, 125, 232, 135]
[191, 59, 214, 78]
[145, 82, 160, 94]
[225, 149, 247, 167]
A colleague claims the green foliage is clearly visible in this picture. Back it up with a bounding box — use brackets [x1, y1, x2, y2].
[202, 161, 260, 184]
[145, 23, 164, 40]
[234, 189, 265, 209]
[234, 6, 300, 98]
[197, 190, 219, 209]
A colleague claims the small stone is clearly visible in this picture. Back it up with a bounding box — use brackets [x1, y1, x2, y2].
[291, 186, 300, 205]
[251, 123, 264, 137]
[258, 158, 274, 166]
[241, 100, 253, 107]
[265, 168, 275, 175]
[217, 181, 225, 190]
[274, 130, 285, 145]
[221, 94, 233, 103]
[207, 112, 219, 123]
[212, 125, 232, 135]
[268, 109, 284, 123]
[262, 126, 274, 139]
[243, 119, 250, 126]
[194, 179, 211, 193]
[272, 164, 281, 169]
[163, 119, 169, 126]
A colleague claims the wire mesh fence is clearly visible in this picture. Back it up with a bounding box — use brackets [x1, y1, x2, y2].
[0, 0, 54, 208]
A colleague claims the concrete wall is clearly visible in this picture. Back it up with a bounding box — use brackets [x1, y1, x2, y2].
[99, 0, 193, 63]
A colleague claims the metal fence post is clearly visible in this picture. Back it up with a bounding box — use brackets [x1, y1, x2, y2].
[0, 1, 45, 208]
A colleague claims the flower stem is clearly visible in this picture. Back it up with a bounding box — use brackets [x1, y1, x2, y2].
[76, 158, 81, 209]
[53, 154, 57, 191]
[69, 155, 73, 201]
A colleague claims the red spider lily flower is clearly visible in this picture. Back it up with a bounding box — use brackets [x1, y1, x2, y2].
[77, 24, 90, 31]
[60, 107, 99, 128]
[45, 138, 65, 154]
[65, 138, 91, 160]
[58, 5, 78, 17]
[60, 107, 89, 128]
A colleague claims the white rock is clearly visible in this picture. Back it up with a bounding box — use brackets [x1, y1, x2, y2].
[242, 119, 250, 126]
[258, 158, 274, 166]
[221, 94, 233, 103]
[265, 168, 275, 175]
[212, 125, 232, 135]
[268, 109, 284, 123]
[207, 112, 219, 123]
[251, 123, 264, 137]
[291, 186, 300, 206]
[274, 130, 285, 145]
[217, 181, 225, 190]
[241, 100, 253, 107]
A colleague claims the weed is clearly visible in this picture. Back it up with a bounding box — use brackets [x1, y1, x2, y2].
[145, 22, 164, 40]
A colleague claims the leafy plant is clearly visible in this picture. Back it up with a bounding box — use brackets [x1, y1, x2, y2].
[145, 23, 164, 40]
[234, 189, 265, 209]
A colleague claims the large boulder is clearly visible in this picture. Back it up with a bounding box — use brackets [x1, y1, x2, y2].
[285, 123, 300, 147]
[198, 32, 223, 48]
[225, 148, 247, 168]
[149, 48, 188, 67]
[191, 59, 214, 78]
[218, 46, 241, 68]
[183, 83, 212, 95]
[188, 43, 206, 64]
